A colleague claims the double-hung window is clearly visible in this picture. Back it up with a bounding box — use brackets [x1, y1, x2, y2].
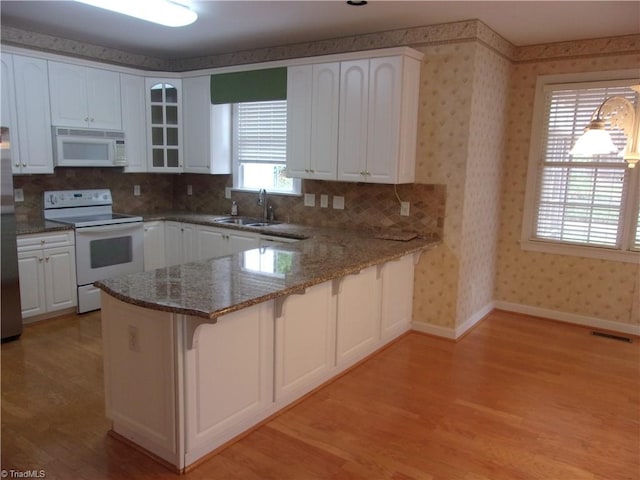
[232, 100, 300, 194]
[522, 73, 640, 262]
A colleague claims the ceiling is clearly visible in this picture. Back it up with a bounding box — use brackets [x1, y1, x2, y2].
[1, 1, 639, 60]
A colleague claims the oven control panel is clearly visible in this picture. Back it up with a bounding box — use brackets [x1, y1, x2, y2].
[44, 189, 112, 209]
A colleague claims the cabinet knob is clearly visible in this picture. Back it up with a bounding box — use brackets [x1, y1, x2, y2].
[310, 169, 315, 173]
[22, 163, 27, 167]
[90, 118, 94, 122]
[84, 117, 89, 122]
[365, 171, 371, 176]
[40, 239, 45, 245]
[360, 171, 366, 176]
[15, 163, 19, 167]
[45, 256, 50, 262]
[38, 257, 43, 263]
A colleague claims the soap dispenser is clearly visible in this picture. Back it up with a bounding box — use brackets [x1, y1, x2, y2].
[231, 201, 238, 216]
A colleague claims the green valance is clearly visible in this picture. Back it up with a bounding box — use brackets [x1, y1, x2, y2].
[210, 67, 287, 104]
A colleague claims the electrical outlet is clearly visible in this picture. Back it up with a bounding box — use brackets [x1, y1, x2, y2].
[187, 184, 193, 196]
[304, 193, 316, 207]
[128, 325, 140, 352]
[225, 187, 232, 199]
[133, 185, 141, 196]
[14, 188, 24, 202]
[400, 201, 410, 216]
[333, 196, 345, 210]
[320, 194, 329, 208]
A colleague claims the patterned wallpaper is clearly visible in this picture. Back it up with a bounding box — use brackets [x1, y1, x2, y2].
[411, 41, 509, 329]
[496, 52, 640, 327]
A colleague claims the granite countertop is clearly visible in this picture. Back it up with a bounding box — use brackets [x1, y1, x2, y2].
[16, 219, 74, 235]
[95, 221, 439, 320]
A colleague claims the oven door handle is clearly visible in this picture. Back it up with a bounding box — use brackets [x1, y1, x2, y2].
[76, 223, 142, 235]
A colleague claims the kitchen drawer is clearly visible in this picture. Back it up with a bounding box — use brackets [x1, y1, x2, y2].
[17, 231, 75, 251]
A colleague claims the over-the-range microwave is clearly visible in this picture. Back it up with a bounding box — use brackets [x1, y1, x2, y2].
[52, 126, 126, 167]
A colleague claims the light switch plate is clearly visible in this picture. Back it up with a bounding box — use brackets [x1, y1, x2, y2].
[187, 184, 193, 196]
[304, 193, 316, 207]
[14, 188, 24, 202]
[320, 194, 329, 208]
[400, 201, 410, 216]
[225, 187, 232, 199]
[133, 185, 141, 196]
[333, 196, 345, 210]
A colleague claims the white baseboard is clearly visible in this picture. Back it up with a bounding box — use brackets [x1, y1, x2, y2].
[411, 301, 495, 340]
[494, 301, 640, 337]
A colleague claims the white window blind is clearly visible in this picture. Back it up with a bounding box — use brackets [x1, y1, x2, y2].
[534, 84, 638, 249]
[232, 100, 298, 193]
[234, 100, 287, 165]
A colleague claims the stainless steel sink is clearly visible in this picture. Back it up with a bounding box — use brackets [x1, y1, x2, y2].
[214, 217, 262, 225]
[214, 217, 279, 227]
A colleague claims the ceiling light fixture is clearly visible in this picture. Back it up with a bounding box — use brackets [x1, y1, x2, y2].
[570, 85, 640, 168]
[75, 0, 198, 27]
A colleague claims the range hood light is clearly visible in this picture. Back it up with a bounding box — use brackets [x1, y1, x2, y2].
[75, 0, 198, 27]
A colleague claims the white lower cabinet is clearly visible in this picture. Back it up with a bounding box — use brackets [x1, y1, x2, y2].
[380, 254, 415, 341]
[17, 231, 77, 320]
[165, 222, 197, 267]
[335, 265, 382, 369]
[274, 281, 336, 405]
[197, 225, 260, 259]
[143, 221, 166, 271]
[101, 250, 417, 471]
[183, 302, 274, 465]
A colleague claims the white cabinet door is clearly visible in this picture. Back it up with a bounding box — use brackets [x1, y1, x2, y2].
[165, 222, 197, 266]
[184, 302, 274, 465]
[183, 76, 231, 174]
[285, 65, 313, 179]
[286, 63, 339, 180]
[144, 221, 166, 271]
[181, 223, 197, 263]
[226, 232, 260, 255]
[1, 54, 21, 170]
[164, 221, 183, 267]
[121, 74, 148, 172]
[49, 62, 121, 129]
[12, 55, 54, 174]
[197, 225, 226, 260]
[309, 63, 340, 180]
[337, 59, 369, 182]
[274, 281, 336, 405]
[17, 250, 47, 318]
[146, 78, 183, 173]
[366, 56, 402, 183]
[380, 254, 415, 342]
[335, 265, 381, 369]
[43, 245, 77, 312]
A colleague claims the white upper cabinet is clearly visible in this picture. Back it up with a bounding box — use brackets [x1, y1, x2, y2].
[49, 61, 122, 130]
[120, 73, 148, 172]
[286, 63, 339, 180]
[1, 54, 21, 168]
[336, 59, 369, 183]
[287, 49, 422, 184]
[183, 76, 231, 174]
[11, 55, 54, 174]
[146, 78, 183, 173]
[338, 55, 420, 184]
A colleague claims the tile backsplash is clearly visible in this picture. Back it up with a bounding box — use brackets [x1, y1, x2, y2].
[14, 168, 444, 238]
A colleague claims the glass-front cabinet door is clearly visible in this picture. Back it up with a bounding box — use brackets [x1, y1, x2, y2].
[145, 78, 183, 172]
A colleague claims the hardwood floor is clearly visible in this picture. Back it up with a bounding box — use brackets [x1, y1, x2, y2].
[2, 310, 638, 479]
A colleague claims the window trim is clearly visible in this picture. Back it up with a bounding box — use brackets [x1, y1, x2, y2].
[521, 70, 640, 264]
[231, 101, 301, 195]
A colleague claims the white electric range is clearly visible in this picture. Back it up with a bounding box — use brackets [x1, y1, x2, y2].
[44, 189, 144, 313]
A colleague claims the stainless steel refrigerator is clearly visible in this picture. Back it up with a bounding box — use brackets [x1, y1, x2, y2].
[1, 126, 23, 341]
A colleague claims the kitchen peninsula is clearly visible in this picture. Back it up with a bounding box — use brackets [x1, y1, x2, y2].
[95, 221, 438, 472]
